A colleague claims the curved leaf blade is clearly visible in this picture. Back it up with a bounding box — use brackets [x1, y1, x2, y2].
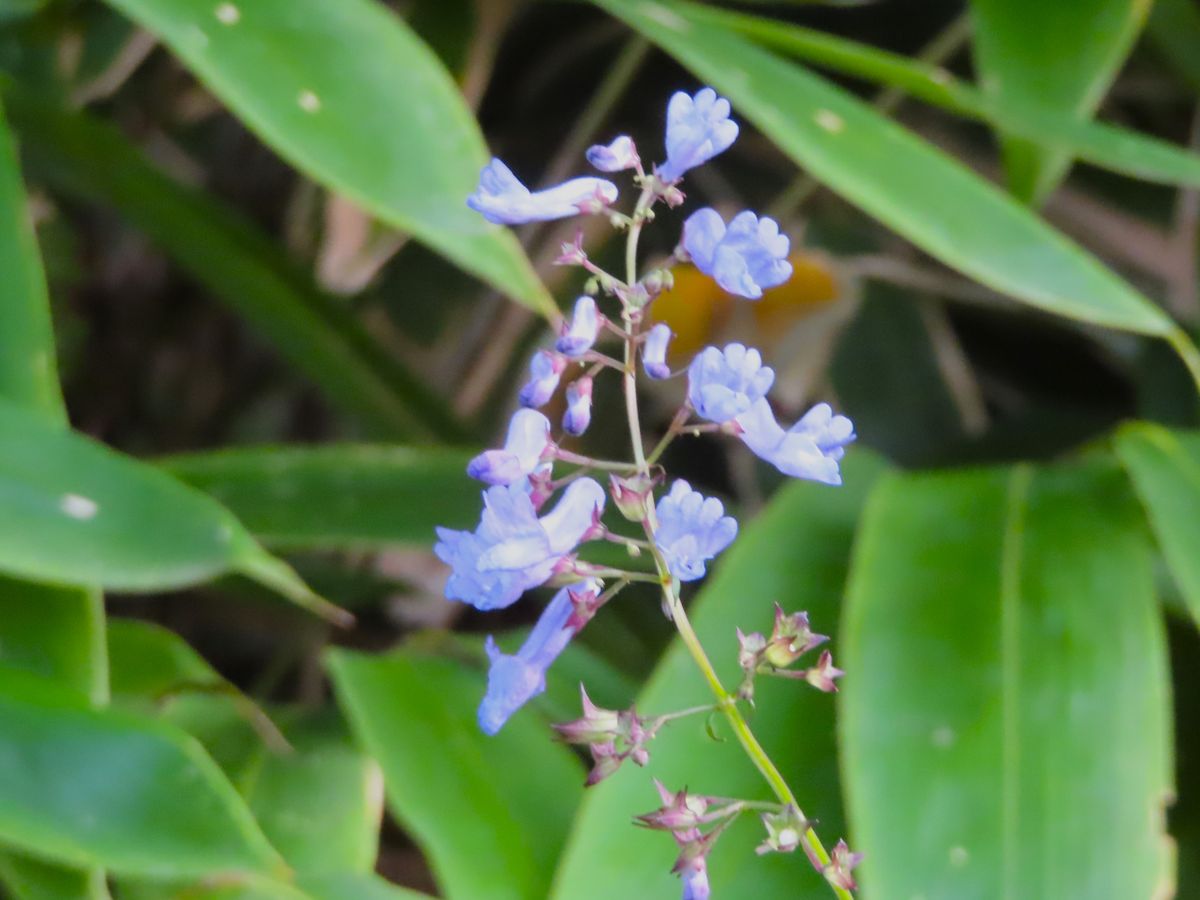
[592, 0, 1174, 337]
[327, 648, 584, 900]
[162, 445, 478, 550]
[841, 461, 1173, 899]
[971, 0, 1147, 203]
[99, 0, 552, 316]
[695, 4, 1200, 190]
[551, 452, 888, 898]
[0, 667, 283, 879]
[0, 398, 342, 622]
[1116, 422, 1200, 627]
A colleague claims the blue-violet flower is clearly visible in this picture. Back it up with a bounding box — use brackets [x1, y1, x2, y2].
[586, 135, 639, 173]
[643, 323, 673, 380]
[735, 399, 855, 486]
[519, 350, 566, 409]
[468, 158, 618, 225]
[478, 580, 598, 734]
[682, 208, 792, 300]
[563, 377, 593, 436]
[466, 408, 551, 486]
[435, 478, 606, 610]
[658, 88, 738, 183]
[687, 343, 775, 423]
[556, 295, 600, 357]
[654, 480, 737, 582]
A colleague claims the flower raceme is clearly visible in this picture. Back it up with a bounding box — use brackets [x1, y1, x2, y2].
[451, 85, 861, 900]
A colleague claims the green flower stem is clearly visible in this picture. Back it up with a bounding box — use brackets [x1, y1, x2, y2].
[620, 188, 853, 900]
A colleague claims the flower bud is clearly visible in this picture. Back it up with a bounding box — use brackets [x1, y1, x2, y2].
[804, 650, 843, 693]
[610, 472, 655, 522]
[765, 604, 828, 668]
[518, 350, 566, 408]
[642, 267, 674, 297]
[563, 376, 594, 436]
[586, 135, 639, 172]
[824, 839, 863, 892]
[554, 685, 621, 744]
[756, 806, 808, 856]
[661, 184, 686, 208]
[642, 323, 672, 380]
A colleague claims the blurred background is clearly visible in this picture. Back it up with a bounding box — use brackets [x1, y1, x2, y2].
[1, 0, 1200, 898]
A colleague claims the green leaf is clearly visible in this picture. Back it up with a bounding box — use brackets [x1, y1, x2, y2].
[0, 397, 346, 624]
[4, 92, 467, 443]
[240, 725, 383, 875]
[1147, 0, 1200, 95]
[693, 3, 1200, 191]
[0, 851, 111, 900]
[108, 619, 224, 702]
[551, 452, 888, 898]
[971, 0, 1147, 204]
[162, 445, 479, 550]
[299, 873, 434, 900]
[98, 0, 552, 317]
[591, 0, 1174, 337]
[326, 648, 584, 900]
[0, 666, 284, 879]
[1116, 423, 1200, 627]
[841, 461, 1173, 898]
[120, 874, 311, 900]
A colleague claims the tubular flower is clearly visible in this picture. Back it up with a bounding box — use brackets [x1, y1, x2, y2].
[478, 581, 598, 735]
[686, 343, 775, 423]
[468, 158, 618, 225]
[643, 323, 673, 380]
[434, 478, 606, 610]
[519, 350, 566, 409]
[654, 480, 737, 582]
[682, 208, 792, 299]
[586, 135, 640, 172]
[466, 409, 551, 486]
[556, 296, 601, 357]
[736, 399, 855, 486]
[563, 377, 594, 436]
[658, 88, 738, 183]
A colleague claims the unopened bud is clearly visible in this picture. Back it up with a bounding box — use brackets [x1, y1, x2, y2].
[661, 184, 685, 208]
[804, 650, 843, 693]
[610, 473, 655, 522]
[641, 268, 674, 297]
[765, 604, 828, 668]
[824, 839, 863, 892]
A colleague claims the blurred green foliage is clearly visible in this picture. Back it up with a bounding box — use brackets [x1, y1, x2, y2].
[0, 0, 1199, 898]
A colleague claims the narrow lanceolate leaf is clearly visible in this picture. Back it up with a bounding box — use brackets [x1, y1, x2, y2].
[0, 96, 110, 896]
[591, 0, 1174, 338]
[99, 0, 552, 317]
[0, 398, 347, 624]
[552, 452, 889, 899]
[971, 0, 1148, 204]
[0, 667, 283, 879]
[162, 445, 479, 550]
[1116, 422, 1200, 627]
[6, 93, 467, 442]
[1147, 0, 1200, 94]
[841, 461, 1173, 900]
[693, 4, 1200, 190]
[300, 873, 434, 900]
[327, 648, 584, 900]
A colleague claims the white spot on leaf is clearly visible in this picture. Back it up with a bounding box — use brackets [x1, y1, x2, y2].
[298, 90, 321, 113]
[931, 725, 956, 748]
[60, 494, 98, 521]
[814, 109, 844, 134]
[215, 2, 239, 24]
[949, 846, 969, 867]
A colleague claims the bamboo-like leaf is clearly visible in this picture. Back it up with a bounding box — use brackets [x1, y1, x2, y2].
[971, 0, 1147, 203]
[841, 460, 1173, 898]
[98, 0, 553, 316]
[591, 0, 1175, 338]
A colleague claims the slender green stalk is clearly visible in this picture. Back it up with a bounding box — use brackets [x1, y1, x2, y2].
[619, 188, 852, 899]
